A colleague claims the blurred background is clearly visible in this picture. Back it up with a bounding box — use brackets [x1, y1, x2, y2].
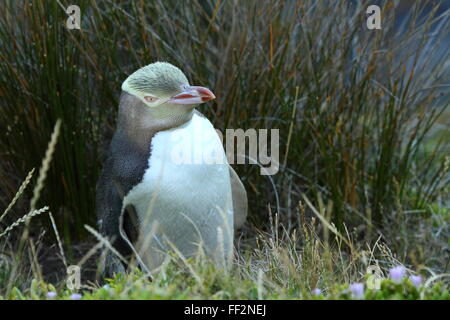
[0, 0, 448, 274]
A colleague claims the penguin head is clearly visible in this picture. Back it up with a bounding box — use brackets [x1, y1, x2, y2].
[121, 62, 215, 115]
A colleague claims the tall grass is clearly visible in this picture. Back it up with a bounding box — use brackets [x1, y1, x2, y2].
[0, 0, 448, 250]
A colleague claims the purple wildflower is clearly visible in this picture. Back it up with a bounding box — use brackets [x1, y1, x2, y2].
[70, 293, 82, 300]
[389, 266, 406, 282]
[312, 288, 322, 296]
[349, 283, 364, 299]
[46, 291, 57, 299]
[409, 275, 422, 287]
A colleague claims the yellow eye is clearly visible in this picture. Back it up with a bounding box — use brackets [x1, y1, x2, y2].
[144, 96, 158, 103]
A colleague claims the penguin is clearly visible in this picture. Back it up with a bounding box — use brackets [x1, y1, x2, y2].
[96, 61, 247, 277]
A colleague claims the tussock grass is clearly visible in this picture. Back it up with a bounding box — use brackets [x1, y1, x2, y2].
[1, 0, 448, 238]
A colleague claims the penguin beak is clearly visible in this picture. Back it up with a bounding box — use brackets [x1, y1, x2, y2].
[167, 85, 216, 105]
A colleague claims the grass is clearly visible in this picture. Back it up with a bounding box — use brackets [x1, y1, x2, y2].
[4, 263, 450, 300]
[0, 0, 449, 299]
[1, 215, 449, 300]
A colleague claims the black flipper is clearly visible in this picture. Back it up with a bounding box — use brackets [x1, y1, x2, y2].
[96, 155, 134, 278]
[123, 204, 140, 245]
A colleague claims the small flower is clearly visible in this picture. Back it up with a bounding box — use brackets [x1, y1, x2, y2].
[349, 282, 364, 299]
[70, 293, 82, 300]
[409, 275, 422, 287]
[102, 284, 110, 290]
[389, 266, 406, 282]
[312, 288, 322, 296]
[46, 291, 57, 299]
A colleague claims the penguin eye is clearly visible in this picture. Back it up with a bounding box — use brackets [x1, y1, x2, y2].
[144, 95, 158, 103]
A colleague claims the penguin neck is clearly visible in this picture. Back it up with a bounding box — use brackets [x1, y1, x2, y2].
[117, 91, 195, 151]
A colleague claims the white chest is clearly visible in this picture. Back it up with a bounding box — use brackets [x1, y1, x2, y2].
[122, 113, 233, 271]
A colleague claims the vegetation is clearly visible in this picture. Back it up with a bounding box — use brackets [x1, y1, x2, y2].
[3, 266, 450, 300]
[0, 0, 448, 299]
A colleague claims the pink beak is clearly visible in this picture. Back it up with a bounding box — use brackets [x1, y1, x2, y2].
[167, 85, 216, 105]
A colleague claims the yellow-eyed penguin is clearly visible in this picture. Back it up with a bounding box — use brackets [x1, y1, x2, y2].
[96, 62, 247, 277]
